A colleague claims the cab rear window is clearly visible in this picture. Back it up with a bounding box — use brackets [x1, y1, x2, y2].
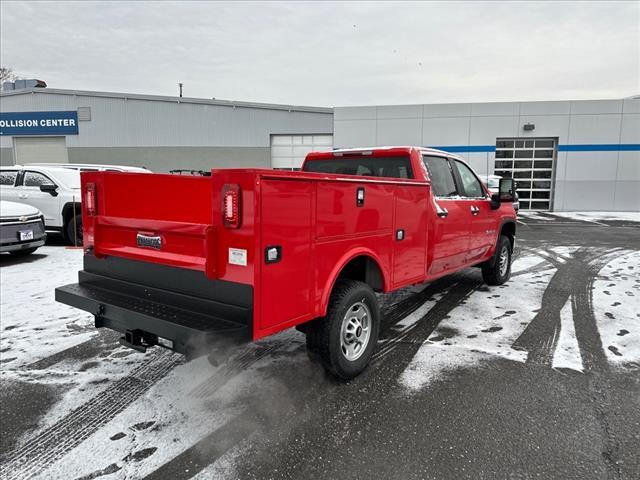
[303, 156, 413, 179]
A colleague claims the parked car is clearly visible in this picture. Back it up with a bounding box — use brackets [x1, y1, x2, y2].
[56, 146, 517, 380]
[0, 164, 148, 246]
[481, 174, 520, 213]
[0, 200, 46, 256]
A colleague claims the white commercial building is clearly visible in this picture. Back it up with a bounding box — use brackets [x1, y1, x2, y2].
[1, 86, 638, 211]
[334, 98, 639, 212]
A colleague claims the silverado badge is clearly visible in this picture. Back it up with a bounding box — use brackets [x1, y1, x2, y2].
[136, 233, 162, 249]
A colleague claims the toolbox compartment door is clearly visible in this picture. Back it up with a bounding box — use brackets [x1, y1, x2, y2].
[259, 179, 313, 331]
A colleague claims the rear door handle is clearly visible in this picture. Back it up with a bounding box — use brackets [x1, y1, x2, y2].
[437, 209, 448, 218]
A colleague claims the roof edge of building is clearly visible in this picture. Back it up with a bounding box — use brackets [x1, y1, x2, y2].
[0, 87, 334, 114]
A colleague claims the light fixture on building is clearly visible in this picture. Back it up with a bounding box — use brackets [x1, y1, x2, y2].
[523, 123, 535, 131]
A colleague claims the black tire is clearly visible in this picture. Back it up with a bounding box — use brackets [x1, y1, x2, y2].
[65, 215, 83, 246]
[482, 235, 512, 286]
[9, 247, 38, 257]
[306, 280, 380, 380]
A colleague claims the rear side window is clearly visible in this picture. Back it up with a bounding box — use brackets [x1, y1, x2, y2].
[422, 156, 457, 197]
[0, 170, 18, 186]
[24, 171, 54, 187]
[452, 160, 485, 198]
[303, 155, 413, 179]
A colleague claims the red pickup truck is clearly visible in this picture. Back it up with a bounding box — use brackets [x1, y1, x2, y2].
[56, 146, 516, 379]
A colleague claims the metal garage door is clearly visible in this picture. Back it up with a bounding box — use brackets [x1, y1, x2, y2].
[494, 138, 556, 211]
[271, 134, 333, 170]
[14, 136, 69, 165]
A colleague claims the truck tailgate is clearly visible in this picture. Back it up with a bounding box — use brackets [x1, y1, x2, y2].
[86, 172, 217, 276]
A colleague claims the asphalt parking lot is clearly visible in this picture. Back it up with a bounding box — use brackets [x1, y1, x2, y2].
[1, 213, 639, 480]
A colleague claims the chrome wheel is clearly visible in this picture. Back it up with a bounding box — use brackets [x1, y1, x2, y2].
[498, 245, 509, 277]
[340, 300, 371, 361]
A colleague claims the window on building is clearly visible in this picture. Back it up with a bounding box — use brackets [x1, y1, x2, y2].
[422, 155, 458, 197]
[452, 160, 485, 198]
[0, 170, 18, 186]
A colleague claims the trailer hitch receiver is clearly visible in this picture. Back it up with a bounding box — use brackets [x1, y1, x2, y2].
[119, 329, 154, 353]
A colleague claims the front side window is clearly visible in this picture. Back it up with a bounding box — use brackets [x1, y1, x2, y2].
[24, 171, 54, 187]
[452, 160, 485, 198]
[422, 155, 457, 197]
[303, 155, 413, 179]
[0, 170, 18, 186]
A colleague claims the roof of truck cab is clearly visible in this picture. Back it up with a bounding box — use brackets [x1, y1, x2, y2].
[305, 146, 462, 160]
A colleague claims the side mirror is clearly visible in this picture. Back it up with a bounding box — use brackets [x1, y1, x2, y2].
[40, 183, 58, 196]
[499, 178, 515, 202]
[490, 178, 515, 209]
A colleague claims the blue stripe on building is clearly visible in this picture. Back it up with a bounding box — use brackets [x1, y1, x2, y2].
[432, 144, 640, 153]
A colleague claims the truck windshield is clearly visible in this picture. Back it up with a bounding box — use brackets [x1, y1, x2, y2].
[303, 155, 413, 179]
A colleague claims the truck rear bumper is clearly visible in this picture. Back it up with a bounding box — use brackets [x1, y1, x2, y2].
[56, 270, 252, 355]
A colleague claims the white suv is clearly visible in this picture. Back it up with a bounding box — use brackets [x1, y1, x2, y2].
[0, 164, 147, 245]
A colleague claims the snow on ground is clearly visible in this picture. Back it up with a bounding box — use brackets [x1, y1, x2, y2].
[2, 242, 639, 477]
[518, 211, 640, 224]
[593, 250, 640, 367]
[401, 247, 640, 391]
[552, 298, 584, 372]
[549, 212, 640, 223]
[401, 254, 554, 391]
[0, 246, 95, 367]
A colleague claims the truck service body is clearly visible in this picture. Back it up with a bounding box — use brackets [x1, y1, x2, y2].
[56, 146, 517, 379]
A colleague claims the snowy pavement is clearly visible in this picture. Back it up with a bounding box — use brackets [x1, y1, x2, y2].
[1, 217, 639, 479]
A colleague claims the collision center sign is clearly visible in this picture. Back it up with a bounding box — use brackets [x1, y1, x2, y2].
[0, 111, 79, 136]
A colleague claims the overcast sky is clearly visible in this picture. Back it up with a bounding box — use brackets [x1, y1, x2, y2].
[1, 1, 638, 107]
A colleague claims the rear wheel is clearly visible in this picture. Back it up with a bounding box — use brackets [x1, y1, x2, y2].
[65, 215, 83, 246]
[306, 280, 380, 380]
[482, 235, 512, 285]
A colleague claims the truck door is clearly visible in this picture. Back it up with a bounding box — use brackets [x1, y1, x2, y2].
[422, 155, 471, 276]
[392, 185, 428, 286]
[450, 159, 497, 261]
[260, 179, 314, 331]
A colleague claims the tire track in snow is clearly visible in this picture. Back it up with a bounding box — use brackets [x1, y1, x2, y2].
[189, 341, 287, 399]
[512, 247, 622, 367]
[1, 350, 181, 480]
[513, 246, 630, 479]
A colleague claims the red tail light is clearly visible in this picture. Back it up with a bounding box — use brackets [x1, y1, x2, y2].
[85, 183, 97, 216]
[222, 184, 241, 228]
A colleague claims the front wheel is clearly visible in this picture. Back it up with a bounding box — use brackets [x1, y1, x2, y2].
[482, 235, 512, 285]
[306, 280, 380, 380]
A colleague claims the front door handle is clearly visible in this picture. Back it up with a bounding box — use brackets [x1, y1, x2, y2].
[471, 206, 479, 216]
